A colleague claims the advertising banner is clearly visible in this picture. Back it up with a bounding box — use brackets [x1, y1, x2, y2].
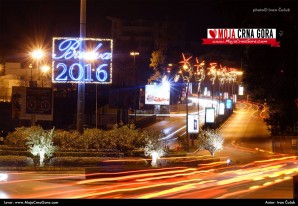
[239, 86, 244, 95]
[12, 86, 29, 120]
[226, 98, 233, 109]
[219, 102, 225, 115]
[188, 114, 199, 134]
[205, 107, 215, 123]
[11, 87, 53, 121]
[145, 84, 170, 105]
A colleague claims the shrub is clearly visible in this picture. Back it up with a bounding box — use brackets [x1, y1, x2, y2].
[52, 151, 123, 158]
[5, 126, 43, 148]
[26, 127, 56, 167]
[142, 129, 167, 167]
[0, 156, 34, 167]
[53, 130, 81, 150]
[49, 157, 103, 167]
[111, 124, 140, 155]
[197, 128, 224, 157]
[83, 128, 116, 151]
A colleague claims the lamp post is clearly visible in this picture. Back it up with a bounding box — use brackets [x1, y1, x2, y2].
[178, 53, 193, 152]
[29, 64, 33, 87]
[130, 51, 139, 123]
[40, 65, 50, 87]
[31, 49, 44, 87]
[96, 83, 98, 128]
[176, 54, 207, 151]
[85, 52, 98, 129]
[77, 0, 86, 134]
[207, 63, 217, 108]
[217, 66, 227, 108]
[29, 49, 44, 126]
[193, 58, 205, 141]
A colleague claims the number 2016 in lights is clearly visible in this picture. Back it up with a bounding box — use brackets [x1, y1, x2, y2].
[55, 63, 108, 82]
[52, 37, 113, 84]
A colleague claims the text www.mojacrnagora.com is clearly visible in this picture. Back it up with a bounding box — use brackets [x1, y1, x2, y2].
[3, 200, 59, 205]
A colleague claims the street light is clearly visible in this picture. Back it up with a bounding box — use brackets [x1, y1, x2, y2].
[40, 65, 50, 87]
[28, 64, 33, 87]
[207, 63, 217, 107]
[84, 52, 98, 129]
[176, 54, 208, 151]
[178, 53, 193, 152]
[130, 51, 140, 123]
[30, 49, 44, 87]
[217, 66, 227, 103]
[193, 58, 205, 139]
[29, 49, 44, 126]
[130, 51, 139, 85]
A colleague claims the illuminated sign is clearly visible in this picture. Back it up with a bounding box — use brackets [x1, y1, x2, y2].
[226, 98, 233, 109]
[203, 87, 208, 96]
[52, 37, 113, 84]
[239, 86, 244, 95]
[205, 107, 215, 123]
[233, 94, 237, 103]
[145, 84, 170, 105]
[219, 102, 225, 115]
[188, 114, 199, 133]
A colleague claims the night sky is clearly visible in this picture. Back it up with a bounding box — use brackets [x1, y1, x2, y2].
[0, 0, 297, 63]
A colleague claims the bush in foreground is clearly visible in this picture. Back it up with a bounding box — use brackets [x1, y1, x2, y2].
[0, 156, 34, 167]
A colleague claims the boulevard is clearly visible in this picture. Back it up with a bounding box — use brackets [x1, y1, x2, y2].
[0, 101, 297, 199]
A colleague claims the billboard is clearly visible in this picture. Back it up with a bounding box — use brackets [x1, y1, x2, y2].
[52, 37, 113, 84]
[233, 94, 237, 103]
[219, 102, 225, 115]
[26, 88, 53, 115]
[205, 107, 215, 123]
[239, 86, 244, 95]
[11, 87, 53, 121]
[12, 86, 28, 120]
[226, 98, 233, 109]
[188, 114, 199, 134]
[145, 84, 170, 105]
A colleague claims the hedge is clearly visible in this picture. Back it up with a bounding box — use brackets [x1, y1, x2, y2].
[0, 156, 34, 167]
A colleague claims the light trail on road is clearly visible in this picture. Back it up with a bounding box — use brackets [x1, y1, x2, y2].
[1, 155, 297, 199]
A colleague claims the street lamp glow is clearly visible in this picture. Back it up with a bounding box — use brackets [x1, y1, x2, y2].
[84, 51, 98, 60]
[237, 71, 244, 75]
[130, 51, 139, 56]
[31, 49, 44, 60]
[41, 65, 50, 73]
[183, 64, 188, 70]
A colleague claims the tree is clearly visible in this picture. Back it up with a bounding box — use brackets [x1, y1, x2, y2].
[197, 129, 224, 157]
[148, 21, 169, 84]
[26, 126, 56, 167]
[148, 49, 166, 84]
[143, 130, 166, 167]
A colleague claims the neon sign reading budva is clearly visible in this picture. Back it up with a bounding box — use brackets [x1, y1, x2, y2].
[52, 37, 113, 84]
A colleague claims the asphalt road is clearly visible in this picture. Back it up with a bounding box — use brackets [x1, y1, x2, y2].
[0, 101, 297, 199]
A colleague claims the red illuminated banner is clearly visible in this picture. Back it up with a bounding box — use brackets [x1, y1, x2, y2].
[202, 38, 280, 47]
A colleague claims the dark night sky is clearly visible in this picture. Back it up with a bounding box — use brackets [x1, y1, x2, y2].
[0, 0, 297, 62]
